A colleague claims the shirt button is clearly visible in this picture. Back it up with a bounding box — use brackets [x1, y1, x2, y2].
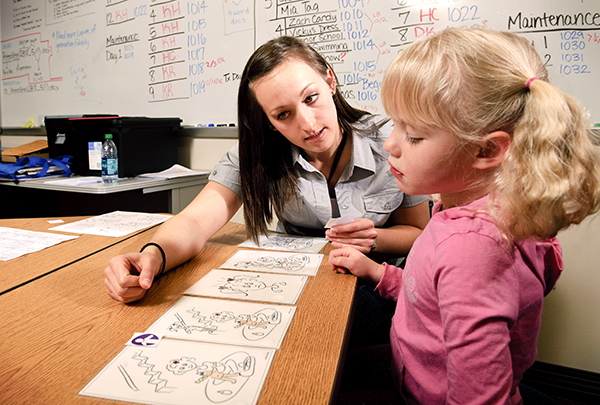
[384, 203, 391, 209]
[212, 170, 217, 175]
[341, 205, 348, 210]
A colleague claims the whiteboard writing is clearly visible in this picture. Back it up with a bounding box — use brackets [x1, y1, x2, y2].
[2, 0, 599, 127]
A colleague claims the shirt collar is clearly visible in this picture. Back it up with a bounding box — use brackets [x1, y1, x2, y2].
[291, 131, 377, 178]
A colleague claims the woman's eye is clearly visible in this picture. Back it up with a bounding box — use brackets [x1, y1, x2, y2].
[305, 93, 318, 103]
[277, 111, 289, 120]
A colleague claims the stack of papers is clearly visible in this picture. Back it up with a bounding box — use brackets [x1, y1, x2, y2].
[137, 164, 209, 179]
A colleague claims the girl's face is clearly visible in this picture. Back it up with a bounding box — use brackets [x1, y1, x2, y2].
[384, 117, 480, 208]
[251, 59, 341, 159]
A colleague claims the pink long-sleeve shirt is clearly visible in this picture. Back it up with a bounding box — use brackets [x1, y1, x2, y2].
[376, 198, 563, 404]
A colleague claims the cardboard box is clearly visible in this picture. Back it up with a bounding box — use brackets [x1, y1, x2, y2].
[1, 140, 49, 163]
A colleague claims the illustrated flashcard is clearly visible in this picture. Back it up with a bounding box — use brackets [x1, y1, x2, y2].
[80, 339, 274, 405]
[238, 233, 328, 253]
[146, 296, 296, 349]
[49, 211, 171, 237]
[184, 269, 308, 305]
[220, 249, 323, 276]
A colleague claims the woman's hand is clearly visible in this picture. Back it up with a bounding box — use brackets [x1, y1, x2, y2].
[103, 252, 161, 303]
[325, 218, 377, 254]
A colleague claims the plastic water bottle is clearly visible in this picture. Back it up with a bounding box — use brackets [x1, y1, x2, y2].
[101, 133, 118, 183]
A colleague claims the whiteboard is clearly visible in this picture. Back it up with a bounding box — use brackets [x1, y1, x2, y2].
[1, 0, 599, 127]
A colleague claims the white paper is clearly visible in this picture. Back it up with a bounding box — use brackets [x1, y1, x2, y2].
[146, 296, 296, 349]
[0, 227, 79, 261]
[238, 234, 328, 253]
[324, 214, 354, 228]
[49, 211, 171, 237]
[221, 249, 322, 276]
[137, 164, 209, 179]
[184, 269, 308, 305]
[80, 339, 274, 405]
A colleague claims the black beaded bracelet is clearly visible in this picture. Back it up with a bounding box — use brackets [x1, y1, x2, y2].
[140, 242, 166, 277]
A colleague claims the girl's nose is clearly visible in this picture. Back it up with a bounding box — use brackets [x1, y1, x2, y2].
[384, 130, 401, 157]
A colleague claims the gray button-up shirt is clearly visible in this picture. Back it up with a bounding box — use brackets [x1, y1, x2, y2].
[209, 116, 427, 235]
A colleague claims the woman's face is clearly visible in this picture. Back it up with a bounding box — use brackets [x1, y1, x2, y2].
[251, 59, 341, 158]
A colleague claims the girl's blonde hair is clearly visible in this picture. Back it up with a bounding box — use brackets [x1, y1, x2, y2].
[382, 28, 600, 240]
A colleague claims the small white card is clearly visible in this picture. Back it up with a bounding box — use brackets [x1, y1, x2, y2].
[184, 269, 308, 305]
[80, 339, 274, 405]
[238, 234, 328, 253]
[220, 249, 323, 276]
[146, 296, 296, 349]
[324, 214, 354, 228]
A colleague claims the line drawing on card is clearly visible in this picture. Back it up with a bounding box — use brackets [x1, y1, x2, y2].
[163, 304, 283, 342]
[263, 235, 313, 250]
[234, 253, 309, 272]
[117, 364, 139, 391]
[237, 308, 282, 341]
[200, 351, 256, 403]
[168, 313, 218, 335]
[217, 274, 286, 297]
[166, 352, 256, 403]
[131, 351, 175, 393]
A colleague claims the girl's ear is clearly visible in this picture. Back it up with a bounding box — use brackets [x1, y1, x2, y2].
[472, 131, 512, 170]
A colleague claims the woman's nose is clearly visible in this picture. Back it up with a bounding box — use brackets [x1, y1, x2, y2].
[297, 107, 315, 131]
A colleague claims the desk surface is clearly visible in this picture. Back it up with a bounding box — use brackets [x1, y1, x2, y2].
[0, 173, 209, 194]
[0, 217, 160, 294]
[0, 221, 357, 404]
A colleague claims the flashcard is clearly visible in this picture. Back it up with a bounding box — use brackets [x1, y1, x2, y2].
[324, 214, 354, 228]
[146, 296, 296, 349]
[80, 339, 274, 405]
[220, 249, 323, 276]
[238, 234, 328, 253]
[184, 269, 308, 305]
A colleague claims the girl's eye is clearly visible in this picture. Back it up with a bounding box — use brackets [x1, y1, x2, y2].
[405, 133, 423, 144]
[277, 111, 289, 120]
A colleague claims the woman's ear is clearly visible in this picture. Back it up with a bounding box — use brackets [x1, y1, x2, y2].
[327, 68, 336, 94]
[472, 131, 512, 170]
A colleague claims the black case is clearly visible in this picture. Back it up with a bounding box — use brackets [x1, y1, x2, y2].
[45, 116, 181, 178]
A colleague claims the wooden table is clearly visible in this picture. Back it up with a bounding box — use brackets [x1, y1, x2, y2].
[0, 221, 357, 404]
[0, 216, 160, 294]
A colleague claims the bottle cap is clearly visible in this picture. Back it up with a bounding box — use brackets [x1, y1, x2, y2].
[105, 133, 113, 139]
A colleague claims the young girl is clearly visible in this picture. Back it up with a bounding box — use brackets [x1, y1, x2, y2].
[329, 28, 600, 404]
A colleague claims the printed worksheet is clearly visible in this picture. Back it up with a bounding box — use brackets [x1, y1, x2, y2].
[184, 269, 308, 305]
[146, 296, 296, 349]
[220, 249, 323, 276]
[0, 227, 79, 261]
[49, 211, 171, 237]
[238, 234, 328, 253]
[80, 338, 274, 405]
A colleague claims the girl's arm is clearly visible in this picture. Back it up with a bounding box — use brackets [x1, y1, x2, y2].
[328, 247, 385, 284]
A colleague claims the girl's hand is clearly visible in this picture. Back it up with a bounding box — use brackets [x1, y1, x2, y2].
[325, 218, 377, 254]
[328, 247, 384, 284]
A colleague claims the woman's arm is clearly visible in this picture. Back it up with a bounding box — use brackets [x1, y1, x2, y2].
[104, 181, 242, 303]
[326, 199, 430, 256]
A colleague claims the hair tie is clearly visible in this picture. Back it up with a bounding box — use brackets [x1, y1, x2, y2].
[140, 242, 166, 277]
[526, 77, 538, 89]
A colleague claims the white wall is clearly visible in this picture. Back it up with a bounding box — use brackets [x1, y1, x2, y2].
[537, 211, 600, 373]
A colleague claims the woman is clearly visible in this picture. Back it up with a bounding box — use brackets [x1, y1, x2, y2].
[104, 37, 430, 325]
